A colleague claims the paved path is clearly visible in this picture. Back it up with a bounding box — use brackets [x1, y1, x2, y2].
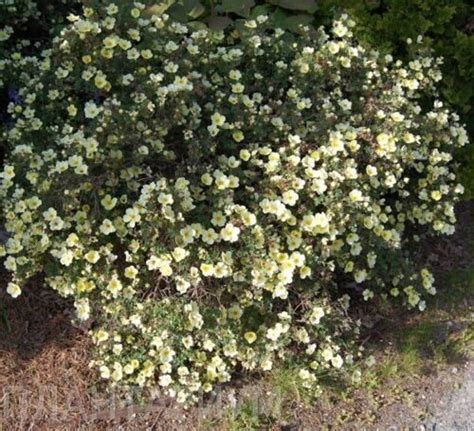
[426, 361, 474, 430]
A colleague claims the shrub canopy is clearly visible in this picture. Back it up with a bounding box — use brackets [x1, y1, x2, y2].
[0, 4, 468, 402]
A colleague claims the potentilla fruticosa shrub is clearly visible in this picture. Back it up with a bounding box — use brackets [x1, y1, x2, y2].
[0, 0, 82, 161]
[0, 2, 468, 403]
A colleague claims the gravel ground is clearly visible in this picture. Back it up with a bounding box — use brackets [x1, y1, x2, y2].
[425, 360, 474, 431]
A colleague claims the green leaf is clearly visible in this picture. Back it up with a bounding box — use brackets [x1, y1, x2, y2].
[167, 3, 189, 21]
[267, 0, 317, 13]
[187, 20, 209, 31]
[271, 8, 289, 29]
[222, 0, 255, 17]
[284, 13, 313, 31]
[272, 9, 313, 32]
[207, 15, 233, 30]
[189, 3, 206, 18]
[183, 0, 206, 18]
[143, 0, 177, 18]
[183, 0, 199, 10]
[251, 5, 271, 18]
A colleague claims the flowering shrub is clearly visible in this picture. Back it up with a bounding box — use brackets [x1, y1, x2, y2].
[0, 3, 468, 403]
[0, 0, 81, 150]
[0, 0, 78, 49]
[0, 0, 42, 127]
[0, 0, 40, 44]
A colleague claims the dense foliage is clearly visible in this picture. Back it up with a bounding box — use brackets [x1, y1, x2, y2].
[0, 2, 468, 403]
[0, 0, 81, 164]
[114, 0, 474, 198]
[317, 0, 474, 198]
[2, 1, 473, 197]
[100, 0, 473, 122]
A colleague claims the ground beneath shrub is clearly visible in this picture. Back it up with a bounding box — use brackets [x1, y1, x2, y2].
[0, 201, 473, 430]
